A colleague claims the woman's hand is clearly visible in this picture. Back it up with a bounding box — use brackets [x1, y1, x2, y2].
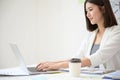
[36, 60, 69, 71]
[36, 61, 61, 71]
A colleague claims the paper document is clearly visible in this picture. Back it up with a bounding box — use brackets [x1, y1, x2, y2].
[102, 70, 120, 79]
[0, 67, 29, 76]
[59, 68, 114, 74]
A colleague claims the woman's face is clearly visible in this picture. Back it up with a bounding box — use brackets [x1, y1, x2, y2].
[86, 2, 104, 25]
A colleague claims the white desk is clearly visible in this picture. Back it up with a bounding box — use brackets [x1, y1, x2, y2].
[0, 72, 105, 80]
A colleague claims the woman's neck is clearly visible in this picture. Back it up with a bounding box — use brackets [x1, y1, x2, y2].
[97, 23, 105, 35]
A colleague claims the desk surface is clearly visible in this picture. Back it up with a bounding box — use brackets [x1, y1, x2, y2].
[0, 72, 106, 80]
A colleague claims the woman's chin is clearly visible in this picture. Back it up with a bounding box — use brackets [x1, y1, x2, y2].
[90, 22, 96, 25]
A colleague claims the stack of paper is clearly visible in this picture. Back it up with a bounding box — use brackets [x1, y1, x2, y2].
[102, 70, 120, 79]
[59, 68, 114, 75]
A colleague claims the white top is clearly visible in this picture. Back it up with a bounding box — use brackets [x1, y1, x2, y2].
[75, 25, 120, 70]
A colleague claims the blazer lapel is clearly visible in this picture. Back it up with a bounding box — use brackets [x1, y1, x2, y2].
[86, 30, 98, 57]
[100, 28, 110, 48]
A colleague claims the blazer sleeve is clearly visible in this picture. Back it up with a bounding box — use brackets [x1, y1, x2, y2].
[89, 26, 120, 67]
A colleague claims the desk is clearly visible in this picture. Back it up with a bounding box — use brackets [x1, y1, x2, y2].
[0, 72, 107, 80]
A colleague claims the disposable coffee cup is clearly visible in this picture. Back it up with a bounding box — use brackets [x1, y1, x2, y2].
[69, 58, 81, 77]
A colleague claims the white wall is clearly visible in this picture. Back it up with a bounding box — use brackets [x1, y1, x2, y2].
[0, 0, 86, 68]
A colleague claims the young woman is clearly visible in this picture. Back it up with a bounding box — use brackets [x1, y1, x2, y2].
[36, 0, 120, 71]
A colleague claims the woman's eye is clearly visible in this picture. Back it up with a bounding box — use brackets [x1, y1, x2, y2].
[86, 8, 93, 12]
[89, 8, 93, 11]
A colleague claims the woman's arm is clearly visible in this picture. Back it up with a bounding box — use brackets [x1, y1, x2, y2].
[36, 59, 70, 71]
[36, 58, 92, 71]
[81, 58, 91, 67]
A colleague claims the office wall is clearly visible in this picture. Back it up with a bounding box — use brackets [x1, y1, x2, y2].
[0, 0, 86, 68]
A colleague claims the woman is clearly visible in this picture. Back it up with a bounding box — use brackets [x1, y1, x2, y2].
[36, 0, 120, 71]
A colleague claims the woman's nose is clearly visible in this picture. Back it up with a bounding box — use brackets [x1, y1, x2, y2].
[86, 12, 90, 18]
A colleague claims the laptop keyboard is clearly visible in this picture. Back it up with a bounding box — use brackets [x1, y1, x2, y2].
[27, 67, 61, 74]
[27, 67, 41, 72]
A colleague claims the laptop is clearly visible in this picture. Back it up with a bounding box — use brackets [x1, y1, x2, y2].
[0, 43, 61, 76]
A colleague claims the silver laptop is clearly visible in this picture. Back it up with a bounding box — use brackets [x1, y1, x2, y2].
[0, 43, 61, 76]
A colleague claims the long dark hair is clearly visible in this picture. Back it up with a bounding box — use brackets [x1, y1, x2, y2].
[84, 0, 118, 31]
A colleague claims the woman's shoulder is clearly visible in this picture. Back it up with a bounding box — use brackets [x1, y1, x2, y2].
[108, 25, 120, 31]
[107, 25, 120, 35]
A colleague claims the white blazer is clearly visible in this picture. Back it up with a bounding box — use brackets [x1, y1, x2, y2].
[76, 25, 120, 70]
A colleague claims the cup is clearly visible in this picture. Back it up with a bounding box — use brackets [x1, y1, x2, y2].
[69, 58, 81, 77]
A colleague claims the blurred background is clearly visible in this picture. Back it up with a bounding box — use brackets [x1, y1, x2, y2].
[0, 0, 86, 68]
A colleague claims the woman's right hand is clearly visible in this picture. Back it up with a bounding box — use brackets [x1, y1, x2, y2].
[36, 60, 69, 71]
[36, 61, 60, 71]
